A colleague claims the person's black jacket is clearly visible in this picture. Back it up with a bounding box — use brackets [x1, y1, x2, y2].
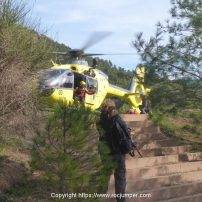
[108, 114, 133, 154]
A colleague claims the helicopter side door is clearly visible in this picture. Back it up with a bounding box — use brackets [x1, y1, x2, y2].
[85, 76, 98, 106]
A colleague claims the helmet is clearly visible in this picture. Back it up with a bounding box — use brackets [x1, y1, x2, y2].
[80, 81, 86, 86]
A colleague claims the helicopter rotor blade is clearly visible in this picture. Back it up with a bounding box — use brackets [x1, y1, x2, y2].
[52, 51, 136, 57]
[81, 31, 112, 51]
[52, 51, 69, 55]
[84, 53, 136, 57]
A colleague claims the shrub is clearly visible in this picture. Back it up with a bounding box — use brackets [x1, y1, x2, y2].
[30, 104, 100, 193]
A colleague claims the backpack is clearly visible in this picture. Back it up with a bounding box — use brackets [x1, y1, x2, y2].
[111, 115, 134, 154]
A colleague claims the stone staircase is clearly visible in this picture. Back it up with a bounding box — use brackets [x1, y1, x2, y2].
[107, 114, 202, 202]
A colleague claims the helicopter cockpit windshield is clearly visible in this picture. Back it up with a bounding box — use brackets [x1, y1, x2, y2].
[39, 69, 74, 91]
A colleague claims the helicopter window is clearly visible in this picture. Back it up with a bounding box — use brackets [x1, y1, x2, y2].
[39, 69, 65, 89]
[40, 69, 74, 89]
[86, 77, 97, 92]
[60, 72, 74, 88]
[41, 69, 66, 81]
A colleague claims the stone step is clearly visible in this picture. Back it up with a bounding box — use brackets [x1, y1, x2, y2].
[132, 132, 167, 142]
[135, 181, 202, 202]
[141, 145, 192, 157]
[121, 114, 148, 122]
[126, 161, 202, 179]
[108, 161, 202, 193]
[158, 193, 202, 202]
[125, 152, 202, 168]
[179, 152, 202, 162]
[127, 120, 157, 129]
[126, 154, 179, 168]
[107, 182, 202, 202]
[141, 139, 178, 150]
[107, 116, 202, 202]
[127, 122, 146, 129]
[126, 170, 202, 191]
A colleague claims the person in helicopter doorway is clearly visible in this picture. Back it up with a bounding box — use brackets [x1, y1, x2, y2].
[74, 81, 95, 102]
[97, 100, 135, 202]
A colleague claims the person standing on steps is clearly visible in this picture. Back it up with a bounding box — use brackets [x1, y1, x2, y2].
[97, 100, 134, 202]
[107, 105, 134, 202]
[97, 100, 116, 193]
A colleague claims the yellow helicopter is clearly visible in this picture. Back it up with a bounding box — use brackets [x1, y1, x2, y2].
[39, 32, 150, 113]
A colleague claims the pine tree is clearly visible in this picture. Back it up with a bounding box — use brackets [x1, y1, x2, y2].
[133, 0, 202, 79]
[30, 103, 100, 193]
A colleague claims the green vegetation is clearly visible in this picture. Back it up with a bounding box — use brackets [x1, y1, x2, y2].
[0, 0, 133, 146]
[0, 0, 131, 200]
[1, 0, 201, 200]
[30, 104, 100, 193]
[0, 0, 56, 148]
[134, 0, 202, 146]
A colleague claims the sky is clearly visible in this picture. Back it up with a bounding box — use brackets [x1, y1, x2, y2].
[28, 0, 171, 70]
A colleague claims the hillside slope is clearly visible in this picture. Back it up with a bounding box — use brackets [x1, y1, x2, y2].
[0, 1, 133, 200]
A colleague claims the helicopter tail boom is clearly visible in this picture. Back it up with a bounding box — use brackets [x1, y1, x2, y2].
[107, 65, 150, 113]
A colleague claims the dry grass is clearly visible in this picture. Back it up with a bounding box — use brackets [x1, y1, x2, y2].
[0, 155, 28, 193]
[167, 116, 202, 143]
[0, 0, 53, 196]
[0, 57, 46, 154]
